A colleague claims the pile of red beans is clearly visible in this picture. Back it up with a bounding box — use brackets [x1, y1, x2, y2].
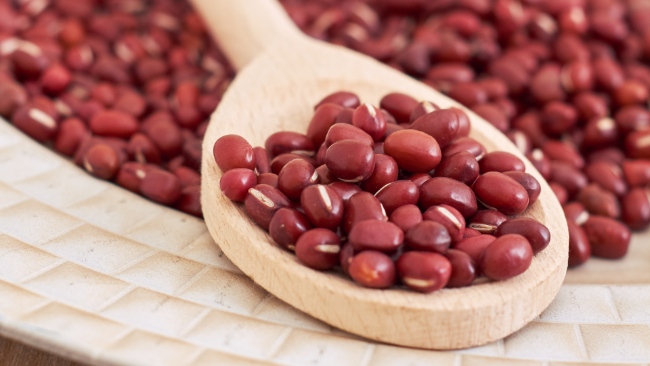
[279, 0, 646, 267]
[214, 91, 552, 292]
[0, 0, 234, 218]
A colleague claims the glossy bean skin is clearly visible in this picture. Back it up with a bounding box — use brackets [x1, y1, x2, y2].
[422, 204, 466, 244]
[442, 137, 487, 160]
[584, 161, 627, 197]
[471, 103, 509, 132]
[473, 172, 529, 215]
[375, 180, 419, 216]
[176, 186, 202, 219]
[300, 185, 344, 230]
[564, 202, 590, 225]
[277, 159, 318, 200]
[213, 135, 256, 172]
[408, 173, 432, 188]
[444, 249, 476, 288]
[349, 220, 404, 252]
[380, 92, 419, 124]
[244, 184, 292, 231]
[495, 218, 551, 254]
[83, 144, 119, 180]
[479, 151, 525, 173]
[353, 103, 386, 141]
[89, 110, 138, 138]
[307, 103, 344, 148]
[140, 169, 182, 206]
[54, 118, 88, 156]
[270, 153, 316, 175]
[622, 160, 650, 188]
[315, 92, 360, 110]
[253, 147, 272, 174]
[269, 208, 313, 251]
[116, 162, 148, 193]
[220, 168, 257, 202]
[384, 130, 441, 173]
[349, 251, 396, 289]
[567, 221, 591, 267]
[433, 151, 479, 186]
[526, 149, 552, 181]
[295, 228, 341, 270]
[389, 204, 423, 233]
[410, 109, 460, 148]
[542, 140, 585, 169]
[454, 234, 496, 265]
[328, 182, 362, 205]
[360, 154, 398, 194]
[621, 188, 650, 230]
[342, 191, 387, 233]
[409, 101, 439, 123]
[583, 216, 631, 259]
[468, 210, 508, 234]
[405, 221, 451, 253]
[420, 177, 477, 218]
[625, 130, 650, 159]
[503, 171, 542, 205]
[339, 242, 355, 275]
[325, 140, 375, 183]
[577, 184, 620, 219]
[480, 234, 533, 280]
[549, 161, 588, 198]
[257, 173, 279, 189]
[265, 131, 315, 158]
[396, 252, 451, 293]
[325, 123, 374, 148]
[506, 130, 533, 155]
[462, 228, 482, 239]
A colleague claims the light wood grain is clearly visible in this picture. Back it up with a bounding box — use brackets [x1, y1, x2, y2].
[196, 0, 569, 350]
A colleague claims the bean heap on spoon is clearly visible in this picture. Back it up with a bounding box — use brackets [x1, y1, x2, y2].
[214, 90, 552, 292]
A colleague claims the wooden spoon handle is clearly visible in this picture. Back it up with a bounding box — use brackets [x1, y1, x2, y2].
[190, 0, 303, 70]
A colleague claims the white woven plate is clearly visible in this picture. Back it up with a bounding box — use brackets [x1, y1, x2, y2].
[1, 119, 650, 365]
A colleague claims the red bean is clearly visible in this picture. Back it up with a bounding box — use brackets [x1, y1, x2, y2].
[625, 129, 650, 159]
[140, 169, 182, 206]
[325, 140, 375, 183]
[379, 92, 419, 124]
[550, 161, 588, 198]
[422, 204, 466, 244]
[277, 159, 318, 200]
[503, 171, 542, 205]
[409, 101, 439, 124]
[295, 228, 341, 270]
[471, 103, 509, 132]
[253, 147, 271, 174]
[583, 215, 631, 259]
[550, 182, 569, 205]
[374, 180, 419, 215]
[174, 167, 200, 188]
[530, 63, 565, 104]
[445, 249, 476, 288]
[462, 228, 482, 239]
[265, 131, 315, 158]
[339, 242, 355, 275]
[83, 144, 119, 180]
[213, 135, 256, 173]
[410, 109, 460, 148]
[621, 188, 650, 231]
[584, 161, 627, 196]
[11, 99, 59, 143]
[0, 81, 28, 118]
[433, 151, 479, 186]
[542, 140, 584, 169]
[454, 234, 496, 264]
[405, 221, 450, 253]
[307, 103, 344, 147]
[343, 191, 387, 233]
[442, 137, 486, 160]
[468, 210, 508, 234]
[582, 117, 618, 148]
[614, 106, 650, 135]
[270, 153, 315, 175]
[513, 112, 547, 148]
[526, 149, 551, 180]
[592, 57, 625, 91]
[360, 154, 398, 194]
[396, 251, 451, 293]
[480, 234, 533, 280]
[325, 123, 374, 148]
[623, 160, 650, 188]
[541, 101, 578, 136]
[613, 80, 648, 106]
[353, 103, 386, 141]
[564, 202, 589, 226]
[41, 64, 72, 95]
[115, 162, 148, 193]
[507, 130, 533, 155]
[389, 204, 423, 233]
[244, 184, 292, 231]
[315, 91, 360, 110]
[420, 177, 478, 217]
[175, 185, 202, 218]
[349, 220, 403, 252]
[127, 133, 162, 165]
[220, 168, 257, 202]
[479, 151, 525, 174]
[269, 208, 312, 251]
[384, 129, 441, 173]
[561, 61, 593, 93]
[408, 173, 432, 188]
[87, 110, 137, 138]
[54, 117, 88, 156]
[495, 218, 551, 254]
[328, 182, 362, 205]
[349, 251, 396, 289]
[301, 184, 344, 230]
[473, 172, 529, 215]
[574, 92, 609, 121]
[448, 82, 488, 107]
[257, 173, 279, 188]
[577, 184, 620, 218]
[567, 221, 591, 267]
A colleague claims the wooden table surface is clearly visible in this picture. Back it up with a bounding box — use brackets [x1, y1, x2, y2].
[0, 337, 85, 366]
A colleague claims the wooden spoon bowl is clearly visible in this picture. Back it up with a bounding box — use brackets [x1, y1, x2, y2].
[196, 0, 568, 349]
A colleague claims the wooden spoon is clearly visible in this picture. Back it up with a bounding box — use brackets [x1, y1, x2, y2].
[194, 0, 568, 349]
